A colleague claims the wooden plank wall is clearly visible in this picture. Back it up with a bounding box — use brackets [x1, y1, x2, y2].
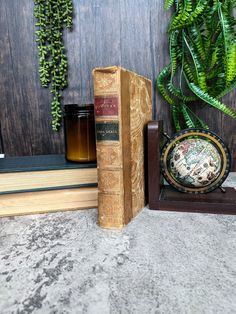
[0, 0, 235, 169]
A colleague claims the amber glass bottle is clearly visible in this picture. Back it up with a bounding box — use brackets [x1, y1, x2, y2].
[64, 104, 96, 162]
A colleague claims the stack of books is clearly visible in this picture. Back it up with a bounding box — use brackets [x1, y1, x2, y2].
[0, 154, 98, 217]
[0, 66, 151, 226]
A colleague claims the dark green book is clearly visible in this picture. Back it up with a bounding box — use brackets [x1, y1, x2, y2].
[0, 154, 97, 195]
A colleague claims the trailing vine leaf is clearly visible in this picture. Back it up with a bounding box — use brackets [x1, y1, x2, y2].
[34, 0, 73, 131]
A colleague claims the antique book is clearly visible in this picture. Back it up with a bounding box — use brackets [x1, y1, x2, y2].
[93, 66, 152, 228]
[0, 154, 97, 194]
[0, 187, 98, 217]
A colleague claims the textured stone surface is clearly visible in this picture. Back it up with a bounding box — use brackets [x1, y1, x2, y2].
[0, 175, 236, 314]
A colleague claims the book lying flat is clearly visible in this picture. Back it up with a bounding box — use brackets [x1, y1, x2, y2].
[0, 187, 98, 217]
[0, 154, 97, 194]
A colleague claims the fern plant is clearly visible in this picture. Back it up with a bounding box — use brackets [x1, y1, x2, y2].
[157, 0, 236, 132]
[34, 0, 73, 130]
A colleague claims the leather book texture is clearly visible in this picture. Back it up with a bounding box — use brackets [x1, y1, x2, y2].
[93, 66, 152, 228]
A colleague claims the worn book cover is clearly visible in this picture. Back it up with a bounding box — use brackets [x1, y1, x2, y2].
[0, 155, 97, 194]
[0, 187, 98, 217]
[93, 66, 152, 228]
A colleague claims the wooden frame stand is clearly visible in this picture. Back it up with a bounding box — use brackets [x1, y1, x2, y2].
[147, 120, 236, 214]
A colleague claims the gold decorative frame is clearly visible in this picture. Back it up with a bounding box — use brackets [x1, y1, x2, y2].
[161, 128, 231, 194]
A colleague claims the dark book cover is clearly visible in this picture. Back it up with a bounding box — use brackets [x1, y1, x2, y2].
[0, 154, 97, 173]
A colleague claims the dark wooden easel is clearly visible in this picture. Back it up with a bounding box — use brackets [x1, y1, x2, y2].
[147, 120, 236, 214]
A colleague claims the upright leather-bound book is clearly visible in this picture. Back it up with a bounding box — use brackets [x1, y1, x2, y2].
[93, 66, 152, 228]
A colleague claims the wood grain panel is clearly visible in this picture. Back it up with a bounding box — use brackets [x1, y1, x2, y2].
[120, 0, 152, 78]
[221, 86, 236, 171]
[150, 1, 173, 130]
[0, 0, 235, 169]
[0, 0, 65, 157]
[63, 0, 82, 104]
[94, 0, 121, 67]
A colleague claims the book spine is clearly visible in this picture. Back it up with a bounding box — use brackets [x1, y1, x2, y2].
[93, 67, 127, 228]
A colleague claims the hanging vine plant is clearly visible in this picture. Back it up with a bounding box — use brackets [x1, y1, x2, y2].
[157, 0, 236, 132]
[34, 0, 73, 130]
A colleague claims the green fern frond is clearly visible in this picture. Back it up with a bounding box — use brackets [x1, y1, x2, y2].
[217, 78, 236, 98]
[170, 0, 209, 31]
[172, 104, 181, 131]
[188, 82, 236, 119]
[169, 0, 193, 31]
[219, 3, 236, 86]
[169, 31, 181, 77]
[193, 116, 209, 129]
[156, 66, 175, 106]
[226, 40, 236, 83]
[167, 80, 197, 102]
[165, 0, 175, 10]
[183, 61, 197, 83]
[182, 104, 209, 129]
[183, 34, 208, 91]
[182, 104, 196, 128]
[157, 0, 236, 133]
[189, 24, 205, 61]
[208, 46, 220, 70]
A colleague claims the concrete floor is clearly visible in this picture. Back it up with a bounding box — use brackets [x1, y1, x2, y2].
[0, 174, 236, 314]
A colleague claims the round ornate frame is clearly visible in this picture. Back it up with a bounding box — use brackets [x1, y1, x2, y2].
[161, 128, 231, 194]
